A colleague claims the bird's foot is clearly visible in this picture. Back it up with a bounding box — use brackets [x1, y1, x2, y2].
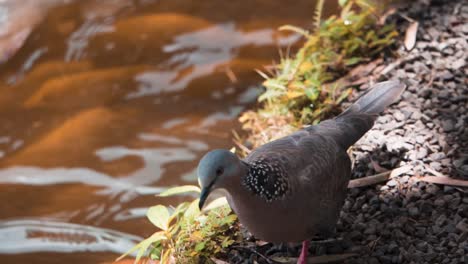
[297, 240, 310, 264]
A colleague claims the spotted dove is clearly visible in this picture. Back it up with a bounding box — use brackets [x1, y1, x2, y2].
[197, 80, 405, 263]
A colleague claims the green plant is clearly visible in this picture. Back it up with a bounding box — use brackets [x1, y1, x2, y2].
[117, 185, 239, 264]
[240, 0, 397, 148]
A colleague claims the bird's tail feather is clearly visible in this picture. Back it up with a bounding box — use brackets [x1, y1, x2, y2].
[315, 80, 406, 149]
[339, 80, 406, 117]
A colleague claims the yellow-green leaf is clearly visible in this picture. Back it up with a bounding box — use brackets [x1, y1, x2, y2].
[195, 242, 206, 252]
[203, 197, 229, 211]
[147, 205, 170, 231]
[278, 25, 310, 37]
[184, 198, 201, 218]
[286, 90, 304, 99]
[116, 231, 166, 262]
[338, 0, 349, 7]
[158, 185, 201, 197]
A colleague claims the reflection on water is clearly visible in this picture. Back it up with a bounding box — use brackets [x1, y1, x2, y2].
[0, 219, 141, 255]
[0, 0, 333, 262]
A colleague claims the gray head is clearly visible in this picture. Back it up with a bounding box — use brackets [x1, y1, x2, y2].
[197, 149, 245, 209]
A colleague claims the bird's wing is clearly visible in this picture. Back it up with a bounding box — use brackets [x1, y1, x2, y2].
[245, 128, 350, 199]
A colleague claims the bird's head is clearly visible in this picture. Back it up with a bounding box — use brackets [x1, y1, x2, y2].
[197, 149, 245, 210]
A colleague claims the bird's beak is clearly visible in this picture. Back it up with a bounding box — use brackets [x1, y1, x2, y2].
[199, 186, 211, 210]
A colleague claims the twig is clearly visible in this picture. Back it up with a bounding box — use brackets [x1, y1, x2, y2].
[347, 165, 412, 188]
[381, 58, 403, 75]
[417, 176, 468, 188]
[348, 171, 391, 188]
[424, 166, 448, 178]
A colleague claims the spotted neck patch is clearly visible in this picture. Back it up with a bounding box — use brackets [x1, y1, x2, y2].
[242, 158, 290, 202]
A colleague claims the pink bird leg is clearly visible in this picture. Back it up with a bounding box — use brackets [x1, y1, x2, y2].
[297, 240, 310, 264]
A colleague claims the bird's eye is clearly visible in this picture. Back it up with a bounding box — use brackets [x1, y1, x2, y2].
[215, 167, 224, 176]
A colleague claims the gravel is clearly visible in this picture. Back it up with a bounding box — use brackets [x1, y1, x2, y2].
[340, 2, 468, 261]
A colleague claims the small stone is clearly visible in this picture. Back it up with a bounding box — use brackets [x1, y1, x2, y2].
[419, 88, 432, 98]
[434, 198, 445, 207]
[426, 184, 440, 195]
[393, 111, 406, 121]
[442, 120, 455, 132]
[445, 223, 457, 233]
[430, 152, 446, 160]
[444, 186, 455, 193]
[450, 197, 461, 209]
[416, 148, 428, 159]
[456, 219, 468, 233]
[458, 165, 468, 176]
[415, 135, 426, 144]
[409, 207, 420, 217]
[438, 89, 451, 98]
[420, 201, 433, 213]
[430, 162, 442, 171]
[451, 58, 466, 70]
[364, 225, 376, 235]
[443, 194, 454, 201]
[387, 180, 398, 187]
[416, 241, 429, 252]
[436, 215, 447, 226]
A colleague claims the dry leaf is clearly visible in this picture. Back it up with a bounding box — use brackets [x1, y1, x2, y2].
[378, 7, 397, 25]
[404, 21, 419, 51]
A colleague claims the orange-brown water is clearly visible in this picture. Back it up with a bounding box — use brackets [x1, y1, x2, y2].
[0, 0, 337, 263]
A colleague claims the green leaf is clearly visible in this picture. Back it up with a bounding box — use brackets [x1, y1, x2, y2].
[258, 89, 284, 102]
[264, 79, 287, 91]
[344, 57, 361, 66]
[195, 242, 206, 252]
[147, 205, 170, 231]
[158, 185, 201, 197]
[305, 87, 320, 101]
[168, 202, 190, 224]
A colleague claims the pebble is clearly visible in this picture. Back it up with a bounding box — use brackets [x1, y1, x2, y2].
[386, 179, 398, 187]
[409, 207, 420, 217]
[442, 120, 455, 132]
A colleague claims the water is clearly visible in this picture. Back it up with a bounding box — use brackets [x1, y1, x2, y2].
[0, 0, 336, 262]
